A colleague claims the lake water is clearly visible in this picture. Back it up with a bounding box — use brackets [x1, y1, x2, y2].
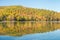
[0, 21, 60, 40]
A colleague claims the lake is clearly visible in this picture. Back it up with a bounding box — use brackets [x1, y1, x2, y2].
[0, 21, 60, 40]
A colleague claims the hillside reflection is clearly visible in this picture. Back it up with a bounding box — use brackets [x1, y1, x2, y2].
[0, 21, 60, 36]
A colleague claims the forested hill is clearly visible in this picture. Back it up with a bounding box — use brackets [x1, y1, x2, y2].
[0, 6, 60, 21]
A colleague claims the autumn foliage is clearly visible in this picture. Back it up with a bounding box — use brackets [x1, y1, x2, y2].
[0, 6, 60, 21]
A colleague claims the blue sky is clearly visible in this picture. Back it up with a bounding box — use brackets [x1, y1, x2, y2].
[0, 0, 60, 12]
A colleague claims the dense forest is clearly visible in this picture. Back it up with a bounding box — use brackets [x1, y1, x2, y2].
[0, 6, 60, 21]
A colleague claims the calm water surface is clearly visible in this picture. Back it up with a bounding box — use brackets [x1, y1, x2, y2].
[0, 21, 60, 40]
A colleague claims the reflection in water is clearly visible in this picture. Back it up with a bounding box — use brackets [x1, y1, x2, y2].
[0, 21, 60, 36]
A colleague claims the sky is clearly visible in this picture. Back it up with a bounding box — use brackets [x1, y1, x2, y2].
[0, 0, 60, 12]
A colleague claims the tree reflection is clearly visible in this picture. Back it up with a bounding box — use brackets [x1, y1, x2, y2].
[0, 21, 60, 36]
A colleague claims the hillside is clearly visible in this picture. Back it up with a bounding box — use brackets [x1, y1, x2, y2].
[0, 6, 60, 21]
